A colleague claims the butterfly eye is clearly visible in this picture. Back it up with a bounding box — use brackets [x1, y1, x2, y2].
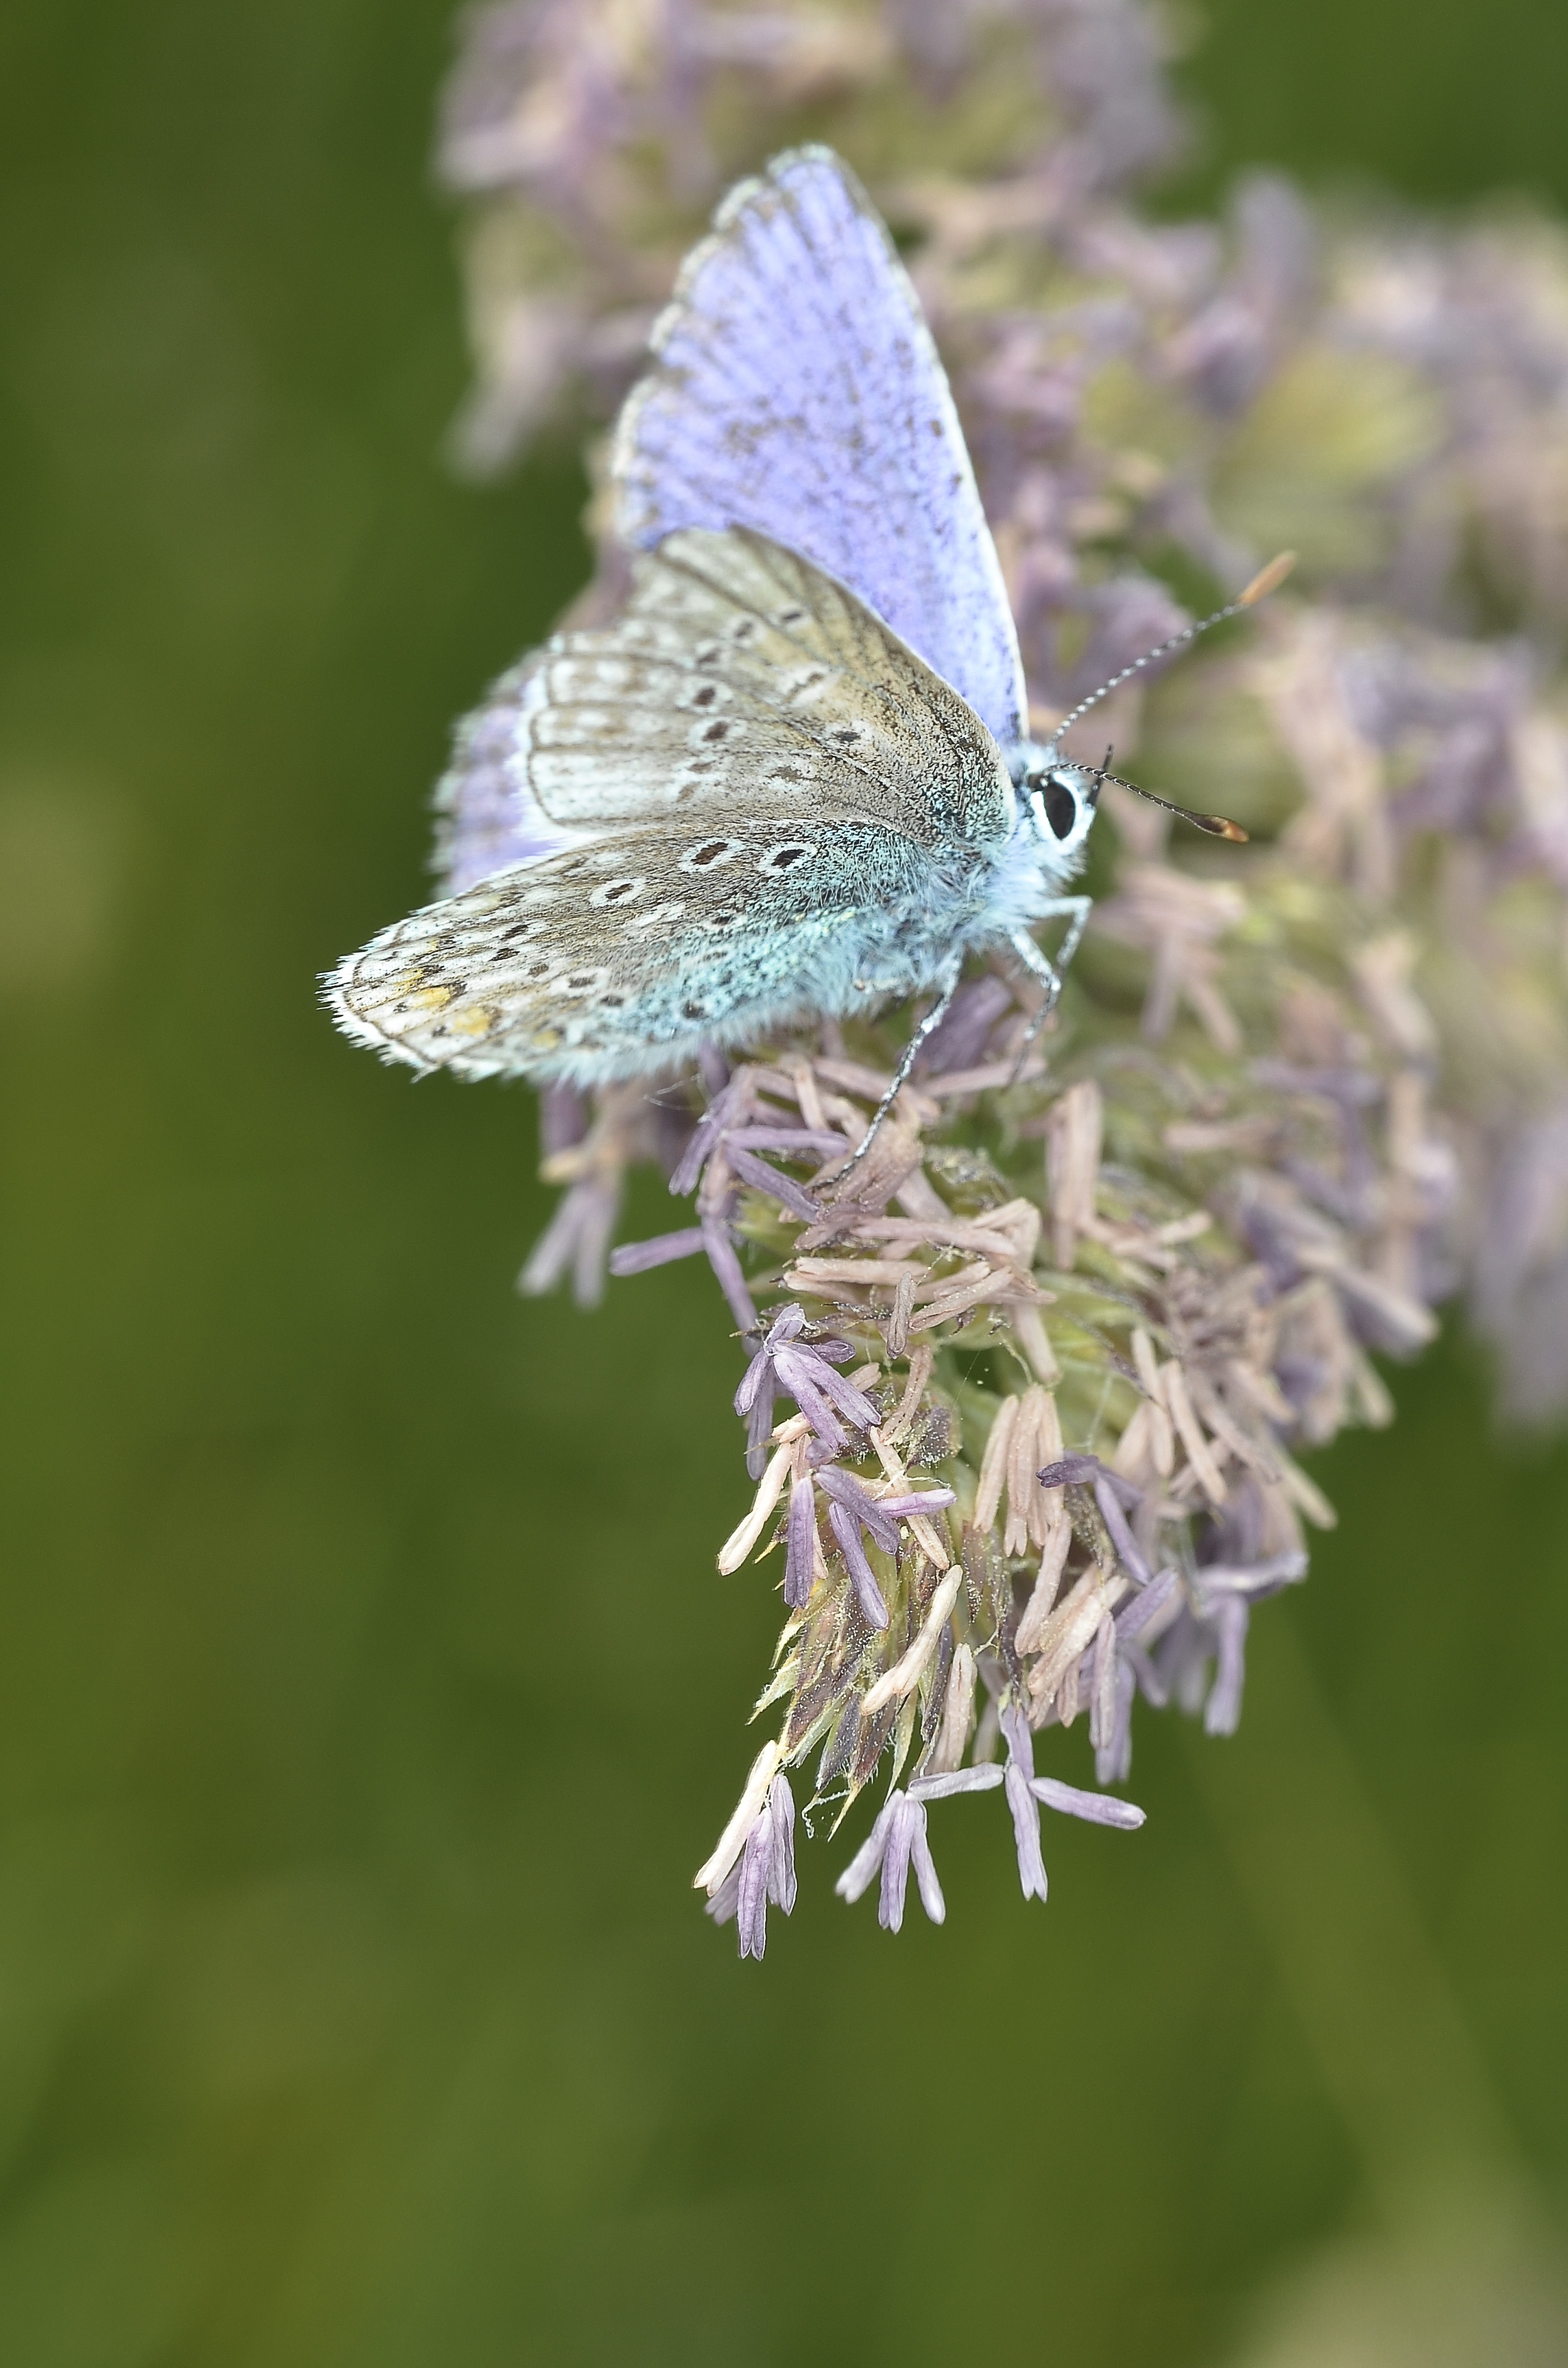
[1041, 776, 1080, 840]
[1032, 777, 1080, 843]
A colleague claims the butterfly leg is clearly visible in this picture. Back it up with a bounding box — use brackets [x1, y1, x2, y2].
[840, 951, 965, 1173]
[1007, 900, 1092, 1070]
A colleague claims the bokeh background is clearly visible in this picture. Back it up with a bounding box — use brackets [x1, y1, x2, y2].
[2, 2, 1567, 2361]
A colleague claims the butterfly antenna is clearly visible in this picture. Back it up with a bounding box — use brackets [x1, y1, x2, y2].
[1050, 551, 1296, 745]
[1092, 759, 1250, 843]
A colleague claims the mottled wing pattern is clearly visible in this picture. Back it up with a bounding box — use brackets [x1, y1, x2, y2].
[331, 816, 930, 1084]
[612, 147, 1028, 748]
[327, 529, 1016, 1084]
[516, 527, 1009, 846]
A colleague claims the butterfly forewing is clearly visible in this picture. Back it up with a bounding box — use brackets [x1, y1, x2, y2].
[432, 526, 1013, 905]
[528, 530, 1009, 844]
[328, 529, 1016, 1084]
[612, 148, 1028, 748]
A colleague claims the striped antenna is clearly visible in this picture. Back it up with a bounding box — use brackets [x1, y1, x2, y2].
[1049, 551, 1296, 745]
[1091, 753, 1249, 843]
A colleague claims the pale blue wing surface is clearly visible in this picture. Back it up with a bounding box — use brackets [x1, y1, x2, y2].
[612, 147, 1028, 749]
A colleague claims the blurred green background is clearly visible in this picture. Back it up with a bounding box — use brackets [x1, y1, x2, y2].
[1, 3, 1566, 2362]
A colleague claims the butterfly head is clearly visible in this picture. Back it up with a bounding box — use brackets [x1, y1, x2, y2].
[1012, 743, 1101, 864]
[1004, 551, 1295, 865]
[1011, 738, 1251, 856]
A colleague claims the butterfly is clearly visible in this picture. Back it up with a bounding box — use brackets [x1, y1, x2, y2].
[327, 146, 1275, 1144]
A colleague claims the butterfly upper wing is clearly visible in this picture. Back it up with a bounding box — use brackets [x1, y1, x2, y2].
[611, 147, 1029, 750]
[327, 527, 1016, 1083]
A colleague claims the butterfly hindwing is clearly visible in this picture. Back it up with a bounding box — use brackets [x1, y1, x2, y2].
[331, 812, 949, 1084]
[612, 148, 1028, 748]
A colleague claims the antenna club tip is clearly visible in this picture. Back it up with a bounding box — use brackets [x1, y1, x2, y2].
[1237, 551, 1297, 608]
[1206, 816, 1250, 842]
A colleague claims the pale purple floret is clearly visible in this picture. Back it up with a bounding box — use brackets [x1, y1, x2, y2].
[1000, 1704, 1049, 1900]
[1193, 1551, 1308, 1605]
[790, 1467, 956, 1621]
[670, 1076, 751, 1197]
[1107, 1566, 1182, 1746]
[668, 1090, 842, 1204]
[612, 1086, 840, 1300]
[1115, 1566, 1181, 1641]
[1037, 1452, 1140, 1507]
[909, 1765, 1004, 1803]
[1093, 1476, 1151, 1582]
[1189, 1550, 1307, 1735]
[1037, 1453, 1106, 1488]
[1000, 1702, 1147, 1898]
[825, 1500, 890, 1628]
[1005, 1759, 1051, 1901]
[706, 1773, 797, 1960]
[834, 1790, 945, 1931]
[818, 1467, 956, 1629]
[876, 1489, 957, 1523]
[1203, 1596, 1250, 1738]
[772, 1341, 878, 1452]
[518, 1173, 622, 1308]
[917, 975, 1017, 1075]
[608, 1226, 707, 1276]
[1031, 1775, 1145, 1830]
[784, 1469, 817, 1610]
[1036, 1453, 1151, 1584]
[701, 1213, 760, 1342]
[723, 1126, 848, 1159]
[1074, 1563, 1180, 1783]
[814, 1464, 902, 1550]
[724, 1130, 850, 1225]
[1090, 1613, 1139, 1784]
[1147, 1554, 1307, 1733]
[736, 1304, 878, 1469]
[724, 1147, 823, 1223]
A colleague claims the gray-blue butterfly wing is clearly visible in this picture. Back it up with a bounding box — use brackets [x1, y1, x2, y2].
[612, 146, 1028, 749]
